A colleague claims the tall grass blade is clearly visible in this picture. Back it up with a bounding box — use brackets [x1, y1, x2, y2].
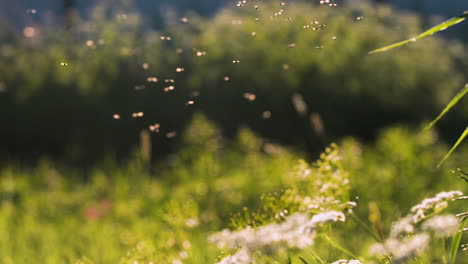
[308, 249, 326, 264]
[299, 256, 310, 264]
[449, 217, 468, 264]
[321, 234, 357, 259]
[369, 11, 468, 54]
[438, 127, 468, 167]
[349, 213, 382, 242]
[455, 169, 468, 182]
[425, 83, 468, 130]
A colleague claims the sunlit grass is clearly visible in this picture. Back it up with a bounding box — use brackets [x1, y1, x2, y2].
[0, 117, 466, 263]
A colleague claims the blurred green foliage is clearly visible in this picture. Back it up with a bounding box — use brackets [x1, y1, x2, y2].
[0, 0, 467, 163]
[189, 1, 468, 146]
[341, 125, 467, 220]
[0, 114, 301, 263]
[0, 114, 466, 263]
[1, 1, 466, 263]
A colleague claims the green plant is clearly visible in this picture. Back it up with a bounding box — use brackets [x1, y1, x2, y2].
[369, 10, 468, 260]
[369, 11, 468, 166]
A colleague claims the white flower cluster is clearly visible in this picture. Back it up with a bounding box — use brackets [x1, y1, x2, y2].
[422, 215, 459, 238]
[370, 233, 430, 264]
[389, 215, 415, 238]
[298, 193, 355, 213]
[217, 249, 250, 264]
[411, 191, 463, 223]
[210, 211, 346, 264]
[370, 190, 463, 263]
[330, 259, 363, 264]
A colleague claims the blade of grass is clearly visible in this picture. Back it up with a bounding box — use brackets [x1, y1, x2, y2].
[449, 217, 468, 264]
[369, 11, 468, 54]
[349, 213, 383, 242]
[308, 249, 326, 264]
[321, 234, 357, 259]
[425, 83, 468, 130]
[298, 256, 310, 264]
[442, 237, 447, 264]
[454, 168, 468, 182]
[438, 126, 468, 167]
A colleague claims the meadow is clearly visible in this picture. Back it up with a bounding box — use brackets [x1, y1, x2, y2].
[1, 115, 467, 263]
[0, 1, 467, 263]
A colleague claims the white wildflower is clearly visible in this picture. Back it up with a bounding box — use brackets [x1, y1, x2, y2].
[369, 243, 387, 256]
[370, 233, 430, 263]
[209, 227, 255, 249]
[182, 240, 191, 249]
[179, 251, 188, 259]
[310, 210, 345, 224]
[172, 258, 183, 264]
[390, 215, 415, 238]
[330, 260, 363, 264]
[216, 249, 251, 264]
[185, 217, 199, 228]
[393, 234, 430, 263]
[292, 161, 312, 179]
[410, 191, 463, 223]
[210, 211, 346, 262]
[301, 196, 345, 211]
[422, 215, 459, 237]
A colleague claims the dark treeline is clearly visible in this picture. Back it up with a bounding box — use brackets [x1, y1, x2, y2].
[0, 0, 467, 165]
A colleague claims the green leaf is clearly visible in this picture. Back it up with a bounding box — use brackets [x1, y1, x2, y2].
[438, 127, 468, 167]
[449, 217, 468, 264]
[425, 83, 468, 130]
[369, 11, 468, 54]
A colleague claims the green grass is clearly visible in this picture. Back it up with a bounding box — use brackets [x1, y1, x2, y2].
[369, 10, 468, 167]
[0, 116, 467, 264]
[369, 11, 468, 54]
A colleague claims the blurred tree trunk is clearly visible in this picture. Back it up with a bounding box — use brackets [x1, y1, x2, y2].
[63, 0, 77, 30]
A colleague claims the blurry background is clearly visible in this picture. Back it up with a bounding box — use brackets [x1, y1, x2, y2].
[0, 0, 467, 165]
[1, 1, 468, 263]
